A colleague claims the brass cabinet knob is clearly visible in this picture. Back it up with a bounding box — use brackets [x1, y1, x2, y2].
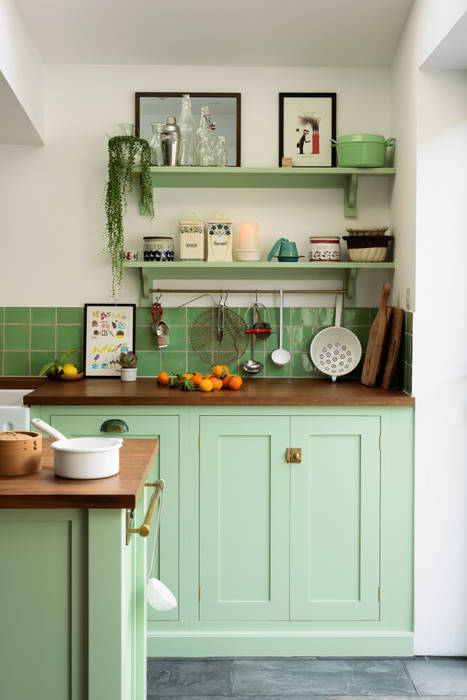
[286, 447, 302, 463]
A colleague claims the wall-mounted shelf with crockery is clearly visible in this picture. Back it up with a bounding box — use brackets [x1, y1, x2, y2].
[134, 166, 396, 218]
[123, 261, 395, 306]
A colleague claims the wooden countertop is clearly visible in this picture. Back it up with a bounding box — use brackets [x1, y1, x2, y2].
[23, 378, 414, 407]
[0, 439, 158, 509]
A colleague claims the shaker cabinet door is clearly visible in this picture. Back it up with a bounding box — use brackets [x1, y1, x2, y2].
[290, 416, 381, 621]
[199, 416, 290, 621]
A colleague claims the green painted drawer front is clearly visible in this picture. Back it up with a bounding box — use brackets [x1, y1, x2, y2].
[200, 416, 290, 621]
[49, 413, 180, 623]
[290, 416, 380, 621]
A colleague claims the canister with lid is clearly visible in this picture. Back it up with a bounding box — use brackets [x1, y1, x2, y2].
[179, 211, 205, 261]
[207, 213, 233, 262]
[309, 236, 340, 261]
[143, 236, 174, 262]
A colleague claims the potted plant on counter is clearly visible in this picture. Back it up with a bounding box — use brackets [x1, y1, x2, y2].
[118, 351, 138, 381]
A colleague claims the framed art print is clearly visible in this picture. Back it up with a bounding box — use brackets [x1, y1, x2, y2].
[84, 303, 136, 377]
[279, 93, 336, 167]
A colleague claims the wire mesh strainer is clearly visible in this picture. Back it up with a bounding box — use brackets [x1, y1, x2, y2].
[190, 295, 249, 366]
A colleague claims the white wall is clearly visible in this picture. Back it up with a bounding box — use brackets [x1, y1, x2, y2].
[0, 64, 393, 308]
[0, 0, 45, 143]
[391, 0, 467, 655]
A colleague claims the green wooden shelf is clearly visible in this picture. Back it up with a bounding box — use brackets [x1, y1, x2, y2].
[123, 261, 395, 305]
[136, 166, 395, 218]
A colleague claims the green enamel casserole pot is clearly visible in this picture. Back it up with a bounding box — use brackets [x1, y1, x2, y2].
[330, 133, 395, 168]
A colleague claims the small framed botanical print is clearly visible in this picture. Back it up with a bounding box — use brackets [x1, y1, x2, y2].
[84, 304, 136, 377]
[279, 93, 337, 167]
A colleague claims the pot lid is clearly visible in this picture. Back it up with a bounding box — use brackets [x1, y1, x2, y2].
[143, 236, 173, 240]
[208, 212, 232, 224]
[337, 133, 386, 143]
[180, 211, 203, 225]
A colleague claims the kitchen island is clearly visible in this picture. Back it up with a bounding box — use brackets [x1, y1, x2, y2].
[0, 438, 159, 700]
[21, 378, 414, 658]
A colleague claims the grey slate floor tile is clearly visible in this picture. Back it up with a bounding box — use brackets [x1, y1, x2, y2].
[232, 659, 417, 696]
[147, 659, 233, 696]
[404, 658, 467, 695]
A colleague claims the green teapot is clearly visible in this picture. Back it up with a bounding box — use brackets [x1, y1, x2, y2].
[267, 238, 304, 262]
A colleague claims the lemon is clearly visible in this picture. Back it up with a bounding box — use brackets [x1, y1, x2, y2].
[62, 363, 78, 375]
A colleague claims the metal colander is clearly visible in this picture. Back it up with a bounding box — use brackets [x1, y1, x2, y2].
[190, 298, 249, 366]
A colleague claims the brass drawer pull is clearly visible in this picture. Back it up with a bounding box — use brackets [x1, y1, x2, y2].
[286, 448, 302, 463]
[100, 419, 129, 433]
[126, 480, 164, 543]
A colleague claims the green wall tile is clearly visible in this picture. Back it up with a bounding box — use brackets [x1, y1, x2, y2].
[0, 308, 4, 323]
[404, 311, 413, 334]
[160, 307, 187, 325]
[30, 351, 55, 375]
[291, 326, 315, 352]
[135, 325, 157, 352]
[186, 352, 211, 376]
[162, 351, 188, 375]
[5, 307, 29, 323]
[136, 307, 152, 325]
[4, 351, 29, 375]
[264, 307, 290, 326]
[138, 352, 161, 377]
[264, 355, 290, 377]
[291, 352, 323, 377]
[187, 307, 210, 324]
[57, 307, 83, 324]
[403, 333, 413, 364]
[31, 325, 55, 350]
[0, 326, 3, 351]
[347, 326, 370, 351]
[318, 307, 335, 326]
[292, 307, 318, 325]
[169, 325, 187, 350]
[57, 325, 83, 350]
[31, 307, 56, 324]
[342, 307, 370, 325]
[5, 325, 29, 350]
[264, 326, 291, 352]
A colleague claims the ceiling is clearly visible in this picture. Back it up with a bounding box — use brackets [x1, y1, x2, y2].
[14, 0, 413, 67]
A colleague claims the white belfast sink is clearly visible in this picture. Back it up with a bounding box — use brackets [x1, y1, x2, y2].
[0, 390, 33, 431]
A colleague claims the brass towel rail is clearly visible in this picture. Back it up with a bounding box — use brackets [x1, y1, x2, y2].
[148, 288, 347, 295]
[126, 479, 164, 544]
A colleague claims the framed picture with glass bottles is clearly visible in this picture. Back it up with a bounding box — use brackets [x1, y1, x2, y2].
[135, 92, 241, 166]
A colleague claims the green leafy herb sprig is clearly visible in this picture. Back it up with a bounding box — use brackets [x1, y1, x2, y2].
[105, 135, 154, 297]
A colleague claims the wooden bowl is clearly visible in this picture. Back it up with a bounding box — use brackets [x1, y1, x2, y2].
[60, 372, 84, 381]
[0, 431, 42, 476]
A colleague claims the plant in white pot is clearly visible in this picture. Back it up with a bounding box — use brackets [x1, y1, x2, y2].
[118, 351, 138, 381]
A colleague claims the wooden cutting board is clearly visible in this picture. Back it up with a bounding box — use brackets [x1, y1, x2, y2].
[381, 307, 404, 390]
[361, 283, 391, 387]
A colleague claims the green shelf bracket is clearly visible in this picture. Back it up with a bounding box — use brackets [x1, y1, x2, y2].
[344, 174, 358, 218]
[345, 268, 358, 301]
[140, 268, 153, 307]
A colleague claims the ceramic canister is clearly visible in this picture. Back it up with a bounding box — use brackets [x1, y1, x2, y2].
[143, 236, 175, 262]
[309, 236, 340, 262]
[207, 213, 233, 262]
[179, 211, 205, 261]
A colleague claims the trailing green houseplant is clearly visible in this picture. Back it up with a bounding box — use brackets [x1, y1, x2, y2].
[105, 135, 154, 296]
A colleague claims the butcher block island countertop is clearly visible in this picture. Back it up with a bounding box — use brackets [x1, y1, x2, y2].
[23, 377, 414, 406]
[0, 438, 158, 508]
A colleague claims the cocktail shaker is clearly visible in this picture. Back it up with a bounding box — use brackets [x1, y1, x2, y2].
[161, 116, 181, 166]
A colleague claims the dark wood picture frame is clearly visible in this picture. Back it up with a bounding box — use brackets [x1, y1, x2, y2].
[135, 92, 242, 166]
[83, 303, 136, 378]
[279, 92, 337, 167]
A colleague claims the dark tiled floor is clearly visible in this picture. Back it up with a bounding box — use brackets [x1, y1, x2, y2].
[147, 657, 467, 698]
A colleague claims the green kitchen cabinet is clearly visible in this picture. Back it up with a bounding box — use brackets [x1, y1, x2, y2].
[290, 416, 380, 621]
[199, 416, 290, 621]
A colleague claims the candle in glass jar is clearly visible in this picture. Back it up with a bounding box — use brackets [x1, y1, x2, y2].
[239, 223, 259, 250]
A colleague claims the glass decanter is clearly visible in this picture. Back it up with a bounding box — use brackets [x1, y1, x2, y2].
[149, 122, 164, 166]
[213, 136, 229, 166]
[178, 94, 195, 166]
[195, 129, 213, 167]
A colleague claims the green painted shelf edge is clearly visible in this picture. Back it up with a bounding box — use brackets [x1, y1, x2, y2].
[123, 261, 396, 305]
[135, 166, 396, 218]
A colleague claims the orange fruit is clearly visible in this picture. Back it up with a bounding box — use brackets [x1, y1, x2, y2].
[211, 377, 223, 391]
[228, 375, 243, 390]
[158, 371, 169, 386]
[191, 372, 203, 387]
[222, 374, 233, 388]
[181, 373, 193, 382]
[212, 365, 229, 378]
[199, 378, 213, 392]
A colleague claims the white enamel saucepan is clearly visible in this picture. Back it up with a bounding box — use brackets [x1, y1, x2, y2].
[31, 418, 122, 479]
[310, 293, 362, 382]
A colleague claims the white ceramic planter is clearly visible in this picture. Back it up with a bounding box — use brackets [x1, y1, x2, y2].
[121, 367, 137, 382]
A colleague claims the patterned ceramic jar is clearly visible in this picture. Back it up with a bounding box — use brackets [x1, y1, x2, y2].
[179, 211, 205, 261]
[309, 236, 340, 261]
[143, 236, 174, 262]
[207, 213, 233, 262]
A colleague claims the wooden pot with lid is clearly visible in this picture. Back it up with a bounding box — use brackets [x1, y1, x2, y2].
[0, 431, 42, 476]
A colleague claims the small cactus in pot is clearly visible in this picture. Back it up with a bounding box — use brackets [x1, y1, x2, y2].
[117, 351, 138, 381]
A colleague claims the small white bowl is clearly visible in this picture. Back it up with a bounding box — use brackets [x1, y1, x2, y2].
[236, 249, 262, 262]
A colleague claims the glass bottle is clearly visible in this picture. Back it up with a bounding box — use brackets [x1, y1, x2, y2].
[178, 94, 195, 166]
[149, 122, 164, 166]
[213, 136, 229, 166]
[195, 129, 213, 167]
[118, 123, 135, 136]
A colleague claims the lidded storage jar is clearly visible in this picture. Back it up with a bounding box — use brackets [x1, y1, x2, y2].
[179, 211, 205, 261]
[143, 236, 174, 262]
[309, 236, 340, 261]
[207, 213, 233, 262]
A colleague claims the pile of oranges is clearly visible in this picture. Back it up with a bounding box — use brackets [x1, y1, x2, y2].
[157, 365, 243, 392]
